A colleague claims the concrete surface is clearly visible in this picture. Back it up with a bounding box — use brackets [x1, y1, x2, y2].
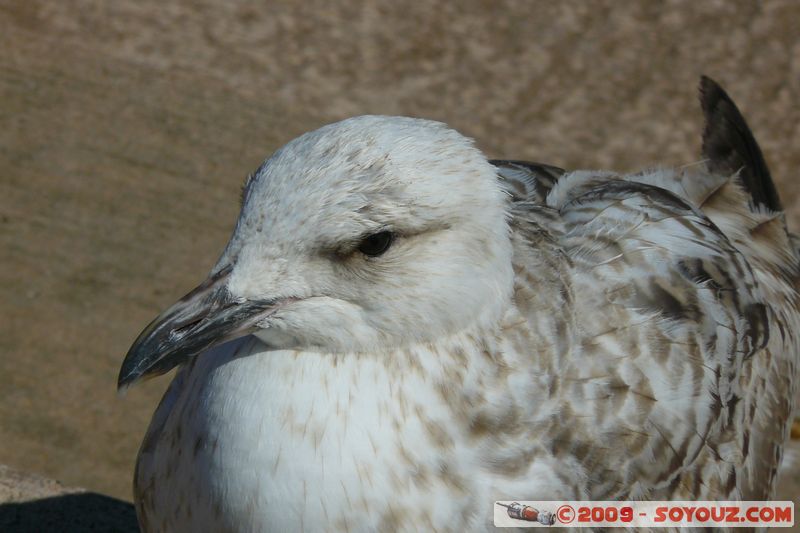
[0, 0, 798, 512]
[0, 465, 137, 532]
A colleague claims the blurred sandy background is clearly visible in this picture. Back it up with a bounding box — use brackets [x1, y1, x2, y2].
[1, 0, 799, 507]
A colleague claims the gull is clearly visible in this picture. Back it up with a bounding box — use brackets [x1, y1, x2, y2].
[120, 77, 799, 532]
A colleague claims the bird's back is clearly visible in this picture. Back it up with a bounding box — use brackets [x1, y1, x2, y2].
[494, 77, 799, 500]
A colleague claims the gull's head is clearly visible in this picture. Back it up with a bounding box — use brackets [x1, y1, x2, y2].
[119, 116, 513, 387]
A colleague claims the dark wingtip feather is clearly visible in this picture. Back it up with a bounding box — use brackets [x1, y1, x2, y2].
[699, 75, 781, 211]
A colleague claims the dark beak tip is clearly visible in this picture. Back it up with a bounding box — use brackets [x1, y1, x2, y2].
[117, 349, 145, 391]
[117, 327, 166, 391]
[116, 375, 134, 395]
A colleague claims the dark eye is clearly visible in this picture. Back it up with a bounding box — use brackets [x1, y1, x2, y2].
[357, 231, 394, 257]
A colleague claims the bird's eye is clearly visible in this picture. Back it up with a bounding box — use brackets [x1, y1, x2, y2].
[357, 231, 394, 257]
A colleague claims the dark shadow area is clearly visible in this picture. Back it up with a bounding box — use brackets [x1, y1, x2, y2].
[0, 493, 138, 533]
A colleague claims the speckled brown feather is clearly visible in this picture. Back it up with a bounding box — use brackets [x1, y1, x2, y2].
[493, 78, 799, 502]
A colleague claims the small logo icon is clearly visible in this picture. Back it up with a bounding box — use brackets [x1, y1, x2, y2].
[496, 502, 556, 525]
[556, 504, 575, 524]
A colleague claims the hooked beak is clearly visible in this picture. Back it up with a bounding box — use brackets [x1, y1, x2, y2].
[118, 265, 282, 389]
